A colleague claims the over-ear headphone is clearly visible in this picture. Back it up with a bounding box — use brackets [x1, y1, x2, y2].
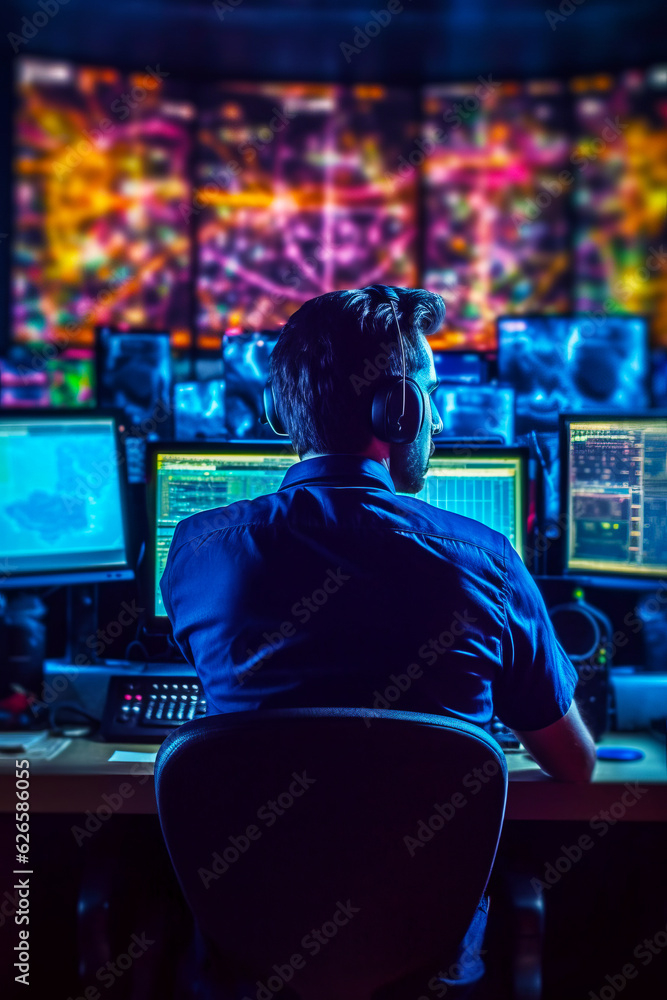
[367, 284, 426, 445]
[262, 380, 286, 436]
[262, 284, 429, 444]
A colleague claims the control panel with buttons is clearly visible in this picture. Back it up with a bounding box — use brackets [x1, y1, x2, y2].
[101, 676, 207, 742]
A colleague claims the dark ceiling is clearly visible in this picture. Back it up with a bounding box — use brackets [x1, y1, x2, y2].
[1, 0, 665, 83]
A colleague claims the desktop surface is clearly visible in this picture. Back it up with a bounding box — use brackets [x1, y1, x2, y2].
[1, 731, 664, 821]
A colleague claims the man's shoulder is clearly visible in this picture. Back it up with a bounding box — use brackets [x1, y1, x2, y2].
[384, 493, 509, 562]
[171, 492, 278, 551]
[169, 485, 512, 570]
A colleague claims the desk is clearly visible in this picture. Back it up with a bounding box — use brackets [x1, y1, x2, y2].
[1, 731, 665, 820]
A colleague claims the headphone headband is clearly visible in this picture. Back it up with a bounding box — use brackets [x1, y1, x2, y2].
[366, 285, 424, 443]
[368, 283, 400, 303]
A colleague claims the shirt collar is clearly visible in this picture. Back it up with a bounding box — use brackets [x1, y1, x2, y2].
[278, 454, 397, 494]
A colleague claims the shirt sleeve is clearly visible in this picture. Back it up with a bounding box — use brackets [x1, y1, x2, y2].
[159, 520, 177, 623]
[493, 539, 579, 732]
[159, 520, 195, 668]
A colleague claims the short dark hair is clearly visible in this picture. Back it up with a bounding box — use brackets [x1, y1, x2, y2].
[269, 286, 445, 457]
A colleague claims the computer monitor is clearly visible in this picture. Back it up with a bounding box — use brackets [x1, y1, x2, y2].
[147, 443, 298, 627]
[432, 351, 488, 385]
[0, 411, 133, 588]
[416, 446, 528, 560]
[0, 349, 95, 408]
[433, 385, 515, 445]
[44, 348, 95, 407]
[13, 56, 193, 343]
[174, 381, 226, 441]
[498, 315, 649, 435]
[561, 414, 667, 580]
[0, 358, 49, 407]
[650, 348, 667, 408]
[222, 331, 280, 440]
[96, 327, 172, 428]
[196, 82, 417, 333]
[96, 327, 174, 482]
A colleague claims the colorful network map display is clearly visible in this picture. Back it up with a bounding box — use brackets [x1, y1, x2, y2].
[572, 70, 667, 346]
[10, 60, 667, 353]
[12, 57, 194, 345]
[422, 79, 573, 350]
[195, 83, 419, 332]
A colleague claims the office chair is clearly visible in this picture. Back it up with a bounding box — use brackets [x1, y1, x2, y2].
[155, 707, 508, 1000]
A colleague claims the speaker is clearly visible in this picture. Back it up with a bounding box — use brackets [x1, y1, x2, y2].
[549, 594, 611, 740]
[371, 375, 425, 445]
[262, 381, 287, 436]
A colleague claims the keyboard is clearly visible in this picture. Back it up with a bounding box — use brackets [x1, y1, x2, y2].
[101, 675, 207, 742]
[100, 677, 524, 749]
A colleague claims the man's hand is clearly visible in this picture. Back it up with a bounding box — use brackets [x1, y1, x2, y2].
[512, 700, 596, 782]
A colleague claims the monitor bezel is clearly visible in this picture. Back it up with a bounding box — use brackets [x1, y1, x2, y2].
[145, 440, 298, 631]
[0, 408, 135, 589]
[428, 443, 530, 564]
[559, 411, 667, 582]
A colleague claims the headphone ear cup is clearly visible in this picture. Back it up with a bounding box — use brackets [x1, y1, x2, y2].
[371, 378, 425, 444]
[262, 383, 288, 436]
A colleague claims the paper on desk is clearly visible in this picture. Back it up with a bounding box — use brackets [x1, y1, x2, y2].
[0, 733, 71, 760]
[32, 738, 71, 760]
[0, 731, 49, 752]
[108, 750, 157, 763]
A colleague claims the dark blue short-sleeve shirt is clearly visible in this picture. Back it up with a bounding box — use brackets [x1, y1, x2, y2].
[160, 455, 578, 730]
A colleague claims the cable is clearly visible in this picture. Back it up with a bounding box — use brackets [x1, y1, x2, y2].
[47, 702, 101, 736]
[389, 299, 406, 425]
[124, 639, 150, 661]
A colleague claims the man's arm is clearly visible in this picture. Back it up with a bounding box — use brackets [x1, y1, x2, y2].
[513, 700, 596, 782]
[494, 539, 597, 782]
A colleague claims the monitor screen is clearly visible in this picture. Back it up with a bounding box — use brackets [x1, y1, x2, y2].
[0, 358, 49, 407]
[416, 448, 527, 559]
[12, 56, 193, 344]
[96, 328, 174, 480]
[0, 412, 133, 587]
[562, 415, 667, 578]
[0, 347, 95, 408]
[174, 381, 226, 441]
[498, 315, 649, 435]
[195, 82, 418, 332]
[432, 351, 488, 385]
[422, 79, 571, 351]
[650, 349, 667, 408]
[433, 384, 515, 445]
[222, 331, 280, 439]
[149, 445, 298, 622]
[572, 70, 667, 347]
[44, 348, 95, 407]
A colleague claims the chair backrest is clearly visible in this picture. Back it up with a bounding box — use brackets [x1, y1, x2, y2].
[155, 707, 507, 1000]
